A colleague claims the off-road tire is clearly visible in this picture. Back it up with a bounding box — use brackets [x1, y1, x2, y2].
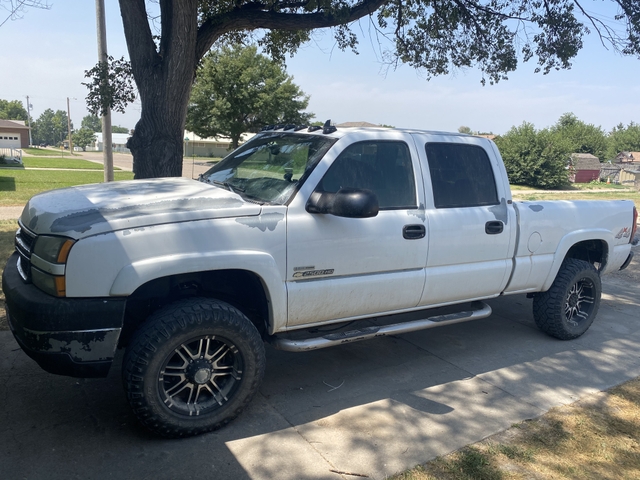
[533, 258, 601, 340]
[123, 298, 265, 438]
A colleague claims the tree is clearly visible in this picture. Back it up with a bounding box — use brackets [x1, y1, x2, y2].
[81, 114, 102, 132]
[92, 1, 640, 179]
[186, 45, 312, 149]
[32, 109, 71, 146]
[458, 126, 472, 134]
[607, 122, 640, 159]
[73, 128, 97, 151]
[495, 122, 570, 189]
[550, 113, 608, 161]
[0, 99, 28, 121]
[81, 114, 130, 134]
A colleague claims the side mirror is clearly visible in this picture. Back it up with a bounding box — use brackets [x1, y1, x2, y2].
[306, 188, 379, 218]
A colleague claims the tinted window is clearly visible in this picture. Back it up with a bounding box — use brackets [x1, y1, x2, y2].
[319, 141, 417, 209]
[425, 143, 499, 208]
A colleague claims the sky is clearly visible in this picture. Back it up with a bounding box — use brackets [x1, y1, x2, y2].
[1, 1, 639, 136]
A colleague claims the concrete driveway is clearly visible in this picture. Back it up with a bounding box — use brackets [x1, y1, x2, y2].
[1, 247, 639, 479]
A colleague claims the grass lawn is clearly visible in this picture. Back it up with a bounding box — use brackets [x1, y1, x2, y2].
[510, 182, 631, 191]
[392, 377, 640, 480]
[0, 169, 134, 206]
[0, 220, 18, 330]
[1, 157, 120, 170]
[511, 185, 640, 209]
[22, 147, 80, 157]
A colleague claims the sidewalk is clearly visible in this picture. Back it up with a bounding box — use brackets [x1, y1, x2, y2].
[0, 206, 23, 221]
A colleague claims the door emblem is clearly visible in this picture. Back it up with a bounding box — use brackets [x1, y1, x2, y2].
[292, 269, 335, 278]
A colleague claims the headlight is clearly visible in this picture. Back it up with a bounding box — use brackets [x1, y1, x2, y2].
[33, 236, 75, 264]
[30, 235, 75, 297]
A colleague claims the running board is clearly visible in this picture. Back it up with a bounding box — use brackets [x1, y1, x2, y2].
[271, 301, 492, 352]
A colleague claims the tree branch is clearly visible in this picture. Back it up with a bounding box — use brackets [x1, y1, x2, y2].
[195, 0, 388, 61]
[118, 0, 161, 70]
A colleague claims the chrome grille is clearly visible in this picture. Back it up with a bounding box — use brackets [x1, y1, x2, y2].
[15, 225, 35, 282]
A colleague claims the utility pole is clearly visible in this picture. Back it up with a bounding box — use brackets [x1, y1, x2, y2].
[66, 97, 73, 152]
[95, 0, 114, 182]
[25, 95, 33, 146]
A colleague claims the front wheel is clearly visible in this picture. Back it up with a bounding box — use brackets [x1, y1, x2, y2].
[123, 298, 265, 437]
[533, 258, 601, 340]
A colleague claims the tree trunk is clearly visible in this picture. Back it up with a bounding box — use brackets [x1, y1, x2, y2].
[231, 132, 241, 150]
[127, 98, 189, 178]
[118, 0, 388, 178]
[120, 0, 198, 179]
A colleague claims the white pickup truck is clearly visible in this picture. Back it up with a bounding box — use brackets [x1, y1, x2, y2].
[3, 124, 637, 437]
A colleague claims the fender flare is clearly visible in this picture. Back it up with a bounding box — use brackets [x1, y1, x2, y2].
[109, 250, 286, 333]
[541, 229, 612, 291]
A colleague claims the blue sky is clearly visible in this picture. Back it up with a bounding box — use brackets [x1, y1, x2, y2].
[1, 0, 639, 135]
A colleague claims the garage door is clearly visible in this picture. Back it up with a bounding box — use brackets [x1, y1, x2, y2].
[0, 133, 21, 148]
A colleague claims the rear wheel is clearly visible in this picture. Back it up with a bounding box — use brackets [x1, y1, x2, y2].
[123, 298, 265, 437]
[533, 258, 601, 340]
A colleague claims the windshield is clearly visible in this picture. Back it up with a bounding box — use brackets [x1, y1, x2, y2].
[199, 132, 337, 204]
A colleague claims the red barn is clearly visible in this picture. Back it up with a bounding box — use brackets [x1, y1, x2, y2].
[570, 153, 601, 183]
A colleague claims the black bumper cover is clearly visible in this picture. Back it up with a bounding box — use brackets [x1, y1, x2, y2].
[620, 250, 634, 271]
[2, 253, 126, 378]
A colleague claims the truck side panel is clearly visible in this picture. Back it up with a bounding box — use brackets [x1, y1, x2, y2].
[65, 207, 289, 332]
[504, 200, 634, 293]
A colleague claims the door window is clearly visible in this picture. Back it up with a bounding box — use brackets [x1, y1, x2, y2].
[426, 143, 499, 208]
[319, 141, 417, 209]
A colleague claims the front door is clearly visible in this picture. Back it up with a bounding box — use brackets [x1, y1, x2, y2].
[286, 136, 428, 327]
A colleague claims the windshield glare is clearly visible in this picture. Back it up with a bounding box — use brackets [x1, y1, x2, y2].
[200, 132, 337, 204]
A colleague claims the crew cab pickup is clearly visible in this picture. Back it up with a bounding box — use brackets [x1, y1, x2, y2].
[3, 124, 637, 437]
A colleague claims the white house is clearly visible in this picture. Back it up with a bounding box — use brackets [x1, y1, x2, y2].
[92, 132, 132, 153]
[0, 119, 30, 149]
[183, 131, 255, 158]
[90, 131, 254, 157]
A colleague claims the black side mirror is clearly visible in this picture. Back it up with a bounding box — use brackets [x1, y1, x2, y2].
[306, 188, 379, 218]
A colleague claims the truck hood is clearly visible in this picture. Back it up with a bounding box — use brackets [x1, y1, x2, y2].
[20, 177, 262, 239]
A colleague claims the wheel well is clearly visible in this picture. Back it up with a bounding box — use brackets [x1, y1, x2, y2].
[119, 269, 270, 347]
[565, 240, 607, 270]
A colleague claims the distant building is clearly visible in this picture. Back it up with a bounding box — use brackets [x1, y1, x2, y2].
[90, 131, 255, 156]
[335, 121, 385, 128]
[476, 134, 497, 140]
[614, 151, 636, 163]
[0, 119, 30, 148]
[569, 153, 601, 183]
[183, 131, 254, 158]
[599, 163, 621, 183]
[92, 132, 132, 153]
[606, 152, 640, 187]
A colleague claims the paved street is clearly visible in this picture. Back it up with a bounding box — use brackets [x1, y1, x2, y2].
[78, 150, 214, 179]
[1, 245, 639, 479]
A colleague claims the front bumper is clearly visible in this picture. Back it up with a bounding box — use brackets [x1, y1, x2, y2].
[2, 253, 126, 378]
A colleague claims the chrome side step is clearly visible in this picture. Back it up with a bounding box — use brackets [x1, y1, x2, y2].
[271, 301, 492, 352]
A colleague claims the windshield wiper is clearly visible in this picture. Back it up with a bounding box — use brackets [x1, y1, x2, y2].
[212, 180, 245, 194]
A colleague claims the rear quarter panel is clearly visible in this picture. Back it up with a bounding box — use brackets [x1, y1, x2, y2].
[505, 199, 634, 293]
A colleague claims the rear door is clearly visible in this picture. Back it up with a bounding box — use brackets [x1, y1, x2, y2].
[415, 136, 516, 306]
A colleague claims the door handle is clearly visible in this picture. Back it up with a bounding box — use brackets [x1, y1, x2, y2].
[485, 221, 504, 235]
[403, 224, 426, 240]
